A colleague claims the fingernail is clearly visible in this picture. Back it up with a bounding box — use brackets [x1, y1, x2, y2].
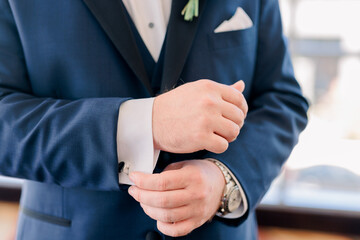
[128, 186, 135, 196]
[129, 172, 136, 182]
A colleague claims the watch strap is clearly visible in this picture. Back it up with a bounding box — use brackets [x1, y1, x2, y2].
[209, 159, 241, 215]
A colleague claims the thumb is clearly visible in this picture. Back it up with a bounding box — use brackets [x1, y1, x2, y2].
[232, 80, 245, 92]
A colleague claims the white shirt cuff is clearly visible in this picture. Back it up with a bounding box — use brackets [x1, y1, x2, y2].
[209, 159, 248, 219]
[116, 98, 160, 185]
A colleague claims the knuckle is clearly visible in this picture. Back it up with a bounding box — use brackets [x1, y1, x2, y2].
[230, 92, 241, 106]
[158, 196, 169, 208]
[160, 224, 177, 237]
[235, 124, 241, 135]
[199, 79, 214, 89]
[232, 114, 241, 126]
[142, 206, 151, 216]
[243, 99, 249, 114]
[172, 227, 187, 238]
[135, 189, 141, 202]
[198, 189, 207, 200]
[157, 175, 167, 190]
[176, 231, 186, 238]
[240, 99, 248, 115]
[171, 229, 181, 237]
[204, 96, 216, 107]
[229, 124, 240, 141]
[181, 225, 194, 237]
[239, 119, 244, 129]
[237, 111, 245, 127]
[244, 106, 248, 116]
[158, 222, 192, 238]
[239, 108, 245, 120]
[216, 140, 228, 153]
[162, 211, 173, 222]
[136, 177, 144, 188]
[157, 222, 166, 235]
[221, 142, 229, 152]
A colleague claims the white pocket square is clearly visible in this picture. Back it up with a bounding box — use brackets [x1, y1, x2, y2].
[214, 7, 253, 33]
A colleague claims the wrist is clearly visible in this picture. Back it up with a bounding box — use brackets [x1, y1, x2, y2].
[207, 160, 226, 207]
[209, 160, 226, 188]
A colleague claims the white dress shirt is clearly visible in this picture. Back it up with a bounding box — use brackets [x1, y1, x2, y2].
[122, 0, 171, 61]
[117, 0, 247, 218]
[117, 0, 170, 185]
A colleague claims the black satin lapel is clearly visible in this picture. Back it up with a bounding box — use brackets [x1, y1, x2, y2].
[83, 0, 153, 96]
[161, 0, 207, 92]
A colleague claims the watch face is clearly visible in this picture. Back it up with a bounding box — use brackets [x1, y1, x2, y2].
[227, 187, 241, 212]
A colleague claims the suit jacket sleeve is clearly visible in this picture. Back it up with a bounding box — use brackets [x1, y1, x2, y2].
[204, 0, 309, 223]
[0, 1, 125, 191]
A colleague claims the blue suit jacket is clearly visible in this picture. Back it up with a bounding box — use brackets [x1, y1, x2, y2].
[0, 0, 308, 239]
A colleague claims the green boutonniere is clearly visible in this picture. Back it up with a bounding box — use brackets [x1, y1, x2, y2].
[181, 0, 199, 21]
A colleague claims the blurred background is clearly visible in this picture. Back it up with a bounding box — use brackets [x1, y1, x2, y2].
[259, 0, 360, 239]
[0, 0, 359, 239]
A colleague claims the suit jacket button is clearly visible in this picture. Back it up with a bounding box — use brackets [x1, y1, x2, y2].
[146, 231, 162, 240]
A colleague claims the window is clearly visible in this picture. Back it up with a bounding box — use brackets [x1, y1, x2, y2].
[261, 0, 360, 213]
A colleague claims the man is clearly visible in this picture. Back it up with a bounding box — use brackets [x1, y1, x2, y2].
[0, 0, 308, 239]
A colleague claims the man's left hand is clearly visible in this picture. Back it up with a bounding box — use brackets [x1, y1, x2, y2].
[128, 160, 225, 237]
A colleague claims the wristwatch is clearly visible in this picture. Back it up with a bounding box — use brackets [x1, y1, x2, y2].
[211, 160, 242, 216]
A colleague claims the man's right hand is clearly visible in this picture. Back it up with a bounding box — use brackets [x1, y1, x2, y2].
[152, 79, 248, 154]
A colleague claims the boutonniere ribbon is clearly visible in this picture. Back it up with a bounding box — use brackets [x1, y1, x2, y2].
[182, 0, 199, 21]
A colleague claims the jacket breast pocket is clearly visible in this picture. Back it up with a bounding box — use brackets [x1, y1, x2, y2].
[208, 26, 256, 51]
